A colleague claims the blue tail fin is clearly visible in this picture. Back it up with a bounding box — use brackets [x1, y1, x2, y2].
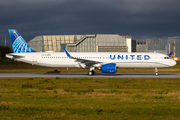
[8, 29, 36, 53]
[168, 51, 172, 57]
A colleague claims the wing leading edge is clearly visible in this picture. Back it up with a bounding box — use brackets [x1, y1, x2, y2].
[63, 48, 103, 66]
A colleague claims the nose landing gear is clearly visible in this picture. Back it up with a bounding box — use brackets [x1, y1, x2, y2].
[155, 68, 159, 76]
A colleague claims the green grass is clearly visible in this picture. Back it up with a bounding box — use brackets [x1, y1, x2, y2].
[0, 57, 180, 73]
[0, 78, 180, 119]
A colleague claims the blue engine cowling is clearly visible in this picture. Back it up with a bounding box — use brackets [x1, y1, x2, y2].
[101, 63, 116, 73]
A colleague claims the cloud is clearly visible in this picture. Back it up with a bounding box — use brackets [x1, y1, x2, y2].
[0, 0, 180, 46]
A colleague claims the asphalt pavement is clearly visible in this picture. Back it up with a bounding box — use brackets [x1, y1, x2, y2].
[0, 73, 180, 78]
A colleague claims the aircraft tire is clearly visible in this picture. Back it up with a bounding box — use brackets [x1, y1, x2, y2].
[155, 72, 159, 76]
[88, 71, 93, 76]
[92, 70, 95, 75]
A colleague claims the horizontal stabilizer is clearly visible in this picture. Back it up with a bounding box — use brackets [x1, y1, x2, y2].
[6, 53, 24, 59]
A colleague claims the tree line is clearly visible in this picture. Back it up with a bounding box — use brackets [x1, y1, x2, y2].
[0, 46, 13, 57]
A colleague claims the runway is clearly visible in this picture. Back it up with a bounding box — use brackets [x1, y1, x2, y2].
[0, 73, 180, 78]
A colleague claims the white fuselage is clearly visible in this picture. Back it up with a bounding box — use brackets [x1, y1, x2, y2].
[6, 52, 176, 69]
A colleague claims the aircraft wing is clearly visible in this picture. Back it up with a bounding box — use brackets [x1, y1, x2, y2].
[70, 57, 102, 66]
[64, 48, 102, 66]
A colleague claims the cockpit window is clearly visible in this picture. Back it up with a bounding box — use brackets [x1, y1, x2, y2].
[164, 57, 169, 59]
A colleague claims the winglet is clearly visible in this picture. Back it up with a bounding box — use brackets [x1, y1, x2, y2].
[64, 48, 71, 57]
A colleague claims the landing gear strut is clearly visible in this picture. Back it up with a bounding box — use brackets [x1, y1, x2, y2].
[155, 68, 159, 76]
[88, 67, 95, 76]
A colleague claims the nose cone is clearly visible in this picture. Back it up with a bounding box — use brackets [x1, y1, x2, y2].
[170, 60, 176, 67]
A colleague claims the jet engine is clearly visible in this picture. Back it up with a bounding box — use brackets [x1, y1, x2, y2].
[101, 63, 116, 73]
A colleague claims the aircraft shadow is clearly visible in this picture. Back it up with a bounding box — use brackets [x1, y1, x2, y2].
[42, 72, 177, 76]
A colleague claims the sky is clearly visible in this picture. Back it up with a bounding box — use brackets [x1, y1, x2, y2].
[0, 0, 180, 46]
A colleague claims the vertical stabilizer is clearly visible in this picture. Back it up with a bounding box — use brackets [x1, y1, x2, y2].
[8, 29, 36, 53]
[168, 51, 173, 57]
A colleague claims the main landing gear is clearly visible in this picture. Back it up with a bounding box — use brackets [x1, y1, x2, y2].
[88, 70, 95, 75]
[88, 67, 95, 76]
[88, 67, 160, 76]
[155, 68, 159, 76]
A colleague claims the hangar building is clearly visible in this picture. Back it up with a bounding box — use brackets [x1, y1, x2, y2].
[136, 39, 167, 54]
[28, 34, 136, 53]
[167, 37, 180, 57]
[136, 37, 180, 57]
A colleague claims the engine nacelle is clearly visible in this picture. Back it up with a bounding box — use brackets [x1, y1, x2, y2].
[101, 63, 116, 73]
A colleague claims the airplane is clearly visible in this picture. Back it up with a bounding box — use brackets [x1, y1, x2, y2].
[168, 51, 173, 57]
[6, 29, 176, 76]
